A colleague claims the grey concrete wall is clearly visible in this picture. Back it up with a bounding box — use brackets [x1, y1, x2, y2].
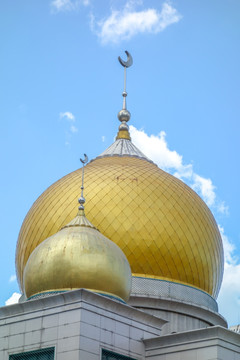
[0, 289, 165, 360]
[144, 326, 240, 360]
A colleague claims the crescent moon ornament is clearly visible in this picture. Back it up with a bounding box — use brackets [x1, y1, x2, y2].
[80, 153, 88, 164]
[118, 50, 133, 68]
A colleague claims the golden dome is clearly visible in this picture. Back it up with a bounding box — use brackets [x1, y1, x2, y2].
[23, 210, 132, 302]
[16, 141, 224, 298]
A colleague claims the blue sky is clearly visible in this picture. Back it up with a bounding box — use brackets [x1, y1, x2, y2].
[0, 0, 239, 326]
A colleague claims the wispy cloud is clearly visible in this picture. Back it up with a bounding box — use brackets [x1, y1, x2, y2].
[5, 292, 21, 306]
[92, 1, 182, 44]
[59, 111, 78, 144]
[9, 275, 16, 283]
[60, 111, 75, 122]
[130, 125, 227, 214]
[51, 0, 89, 12]
[192, 174, 216, 207]
[70, 125, 78, 133]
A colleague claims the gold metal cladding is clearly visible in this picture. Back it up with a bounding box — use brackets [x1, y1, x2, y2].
[17, 156, 224, 298]
[23, 225, 132, 302]
[116, 130, 131, 140]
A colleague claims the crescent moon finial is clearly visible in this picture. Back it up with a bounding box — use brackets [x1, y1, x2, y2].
[118, 50, 133, 68]
[80, 153, 88, 164]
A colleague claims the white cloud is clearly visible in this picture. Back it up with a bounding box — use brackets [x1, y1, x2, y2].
[218, 202, 229, 216]
[102, 136, 105, 142]
[70, 125, 78, 133]
[51, 0, 89, 12]
[60, 111, 75, 122]
[51, 0, 75, 12]
[59, 112, 78, 144]
[93, 1, 182, 44]
[218, 225, 235, 264]
[130, 125, 227, 214]
[217, 226, 240, 326]
[130, 127, 185, 170]
[192, 174, 216, 207]
[5, 292, 21, 306]
[9, 275, 16, 283]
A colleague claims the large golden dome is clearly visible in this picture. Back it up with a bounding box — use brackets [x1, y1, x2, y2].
[23, 210, 132, 302]
[16, 138, 224, 298]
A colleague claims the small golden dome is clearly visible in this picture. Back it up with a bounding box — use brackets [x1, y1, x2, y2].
[17, 149, 224, 298]
[23, 210, 132, 302]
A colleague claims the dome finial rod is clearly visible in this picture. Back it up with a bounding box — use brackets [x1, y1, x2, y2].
[117, 51, 133, 141]
[123, 66, 127, 110]
[118, 50, 133, 110]
[78, 154, 88, 211]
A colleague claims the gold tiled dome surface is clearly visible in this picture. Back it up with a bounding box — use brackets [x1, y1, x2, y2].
[16, 156, 224, 298]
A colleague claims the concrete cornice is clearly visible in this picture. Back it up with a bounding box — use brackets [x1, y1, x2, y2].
[144, 325, 240, 350]
[129, 296, 227, 328]
[0, 289, 167, 330]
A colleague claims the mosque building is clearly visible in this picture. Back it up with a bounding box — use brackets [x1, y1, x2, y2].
[1, 51, 240, 360]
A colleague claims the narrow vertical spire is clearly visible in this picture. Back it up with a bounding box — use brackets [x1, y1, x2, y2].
[62, 152, 98, 229]
[117, 51, 133, 141]
[78, 153, 88, 214]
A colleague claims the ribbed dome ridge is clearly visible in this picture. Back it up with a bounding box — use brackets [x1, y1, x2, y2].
[95, 138, 152, 163]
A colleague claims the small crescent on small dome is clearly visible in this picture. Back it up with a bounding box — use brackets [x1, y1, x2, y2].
[80, 154, 88, 164]
[118, 51, 133, 68]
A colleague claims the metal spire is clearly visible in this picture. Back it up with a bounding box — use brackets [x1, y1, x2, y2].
[61, 153, 98, 229]
[116, 51, 133, 141]
[78, 153, 88, 212]
[118, 50, 133, 110]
